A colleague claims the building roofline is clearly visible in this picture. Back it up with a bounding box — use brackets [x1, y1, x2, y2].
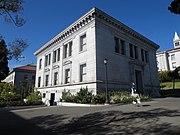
[34, 7, 159, 56]
[156, 46, 180, 54]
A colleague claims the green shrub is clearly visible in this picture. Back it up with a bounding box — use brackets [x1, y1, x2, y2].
[62, 89, 75, 102]
[76, 87, 93, 103]
[140, 96, 151, 102]
[158, 71, 172, 82]
[0, 101, 24, 107]
[26, 91, 42, 105]
[92, 94, 106, 104]
[0, 82, 20, 101]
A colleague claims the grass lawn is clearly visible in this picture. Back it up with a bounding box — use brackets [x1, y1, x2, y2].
[160, 81, 180, 90]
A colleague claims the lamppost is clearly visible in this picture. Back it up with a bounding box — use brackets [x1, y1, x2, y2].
[104, 59, 109, 105]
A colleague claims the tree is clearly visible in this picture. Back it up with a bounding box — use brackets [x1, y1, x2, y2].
[0, 39, 9, 81]
[168, 0, 180, 14]
[0, 0, 28, 80]
[169, 66, 180, 90]
[0, 0, 26, 27]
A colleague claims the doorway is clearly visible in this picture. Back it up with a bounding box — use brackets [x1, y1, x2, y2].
[50, 93, 55, 106]
[135, 70, 143, 95]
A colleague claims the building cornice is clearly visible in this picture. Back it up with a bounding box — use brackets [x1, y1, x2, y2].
[34, 7, 159, 56]
[94, 7, 159, 49]
[34, 8, 96, 56]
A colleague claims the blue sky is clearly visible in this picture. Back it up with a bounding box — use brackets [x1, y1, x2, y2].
[0, 0, 179, 70]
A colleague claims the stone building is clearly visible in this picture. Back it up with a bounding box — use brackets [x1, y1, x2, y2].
[34, 7, 160, 103]
[2, 64, 36, 95]
[156, 32, 180, 71]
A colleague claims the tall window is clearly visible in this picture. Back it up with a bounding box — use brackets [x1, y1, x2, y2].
[145, 51, 148, 62]
[141, 49, 144, 62]
[45, 75, 49, 86]
[134, 46, 138, 59]
[114, 37, 120, 53]
[53, 48, 60, 63]
[63, 44, 68, 58]
[38, 77, 41, 87]
[80, 64, 87, 82]
[120, 39, 125, 55]
[57, 48, 60, 61]
[39, 58, 42, 69]
[69, 41, 72, 57]
[65, 69, 70, 84]
[45, 53, 51, 66]
[53, 50, 57, 63]
[129, 43, 133, 58]
[54, 72, 58, 85]
[171, 54, 175, 61]
[80, 34, 86, 52]
[115, 37, 125, 55]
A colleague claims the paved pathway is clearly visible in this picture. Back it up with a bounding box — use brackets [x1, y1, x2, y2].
[1, 97, 180, 135]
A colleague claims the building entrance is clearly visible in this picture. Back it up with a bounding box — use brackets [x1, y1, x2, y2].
[135, 70, 143, 95]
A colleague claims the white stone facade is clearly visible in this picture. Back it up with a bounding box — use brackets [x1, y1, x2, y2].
[156, 32, 180, 71]
[34, 7, 160, 103]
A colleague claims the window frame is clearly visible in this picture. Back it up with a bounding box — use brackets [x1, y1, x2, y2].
[80, 33, 87, 52]
[80, 63, 87, 82]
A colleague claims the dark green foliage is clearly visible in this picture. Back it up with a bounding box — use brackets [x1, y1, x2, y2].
[158, 71, 173, 82]
[26, 91, 42, 105]
[62, 89, 75, 102]
[0, 39, 9, 81]
[0, 82, 20, 101]
[168, 0, 180, 14]
[62, 88, 93, 104]
[91, 94, 106, 104]
[140, 96, 151, 102]
[110, 90, 151, 104]
[76, 87, 93, 103]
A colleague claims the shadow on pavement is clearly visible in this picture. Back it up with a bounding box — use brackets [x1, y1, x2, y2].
[1, 107, 180, 135]
[0, 109, 51, 135]
[29, 108, 180, 135]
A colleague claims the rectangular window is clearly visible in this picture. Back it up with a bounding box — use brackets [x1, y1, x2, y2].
[53, 50, 57, 63]
[63, 44, 68, 58]
[171, 54, 175, 61]
[65, 69, 70, 84]
[69, 41, 72, 57]
[45, 75, 49, 86]
[114, 37, 120, 53]
[48, 54, 51, 65]
[120, 39, 125, 55]
[141, 49, 144, 62]
[80, 34, 86, 52]
[53, 48, 60, 63]
[129, 43, 133, 58]
[54, 72, 58, 85]
[38, 77, 41, 87]
[145, 51, 148, 63]
[45, 53, 51, 66]
[134, 46, 138, 59]
[39, 58, 42, 69]
[80, 64, 87, 82]
[57, 48, 60, 61]
[45, 55, 48, 66]
[175, 42, 179, 46]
